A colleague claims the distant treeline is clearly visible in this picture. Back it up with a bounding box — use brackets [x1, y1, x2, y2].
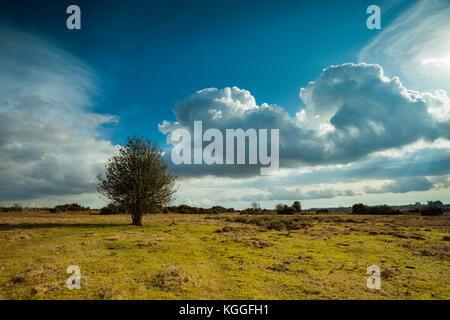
[0, 203, 91, 213]
[49, 203, 91, 213]
[99, 204, 236, 215]
[0, 204, 46, 212]
[312, 201, 448, 212]
[164, 205, 235, 214]
[352, 203, 401, 215]
[352, 203, 444, 216]
[1, 200, 447, 216]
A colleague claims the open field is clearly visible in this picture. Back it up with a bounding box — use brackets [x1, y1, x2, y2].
[0, 211, 449, 300]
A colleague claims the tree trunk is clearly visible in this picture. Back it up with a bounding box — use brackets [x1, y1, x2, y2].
[131, 211, 143, 226]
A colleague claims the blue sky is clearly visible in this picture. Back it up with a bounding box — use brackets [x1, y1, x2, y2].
[0, 0, 415, 144]
[0, 0, 449, 209]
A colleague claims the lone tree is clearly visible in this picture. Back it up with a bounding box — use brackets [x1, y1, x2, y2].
[96, 136, 176, 226]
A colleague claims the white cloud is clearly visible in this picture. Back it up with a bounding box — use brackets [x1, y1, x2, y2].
[186, 198, 215, 207]
[4, 1, 450, 210]
[364, 176, 434, 194]
[160, 63, 449, 178]
[0, 27, 118, 206]
[161, 0, 448, 208]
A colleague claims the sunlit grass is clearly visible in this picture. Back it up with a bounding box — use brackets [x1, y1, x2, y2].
[0, 212, 448, 299]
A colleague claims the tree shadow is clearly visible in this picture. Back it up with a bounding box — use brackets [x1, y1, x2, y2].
[0, 223, 139, 231]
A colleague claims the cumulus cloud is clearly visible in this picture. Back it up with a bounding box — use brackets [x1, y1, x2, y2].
[154, 2, 450, 207]
[2, 14, 448, 208]
[160, 63, 449, 177]
[0, 27, 118, 203]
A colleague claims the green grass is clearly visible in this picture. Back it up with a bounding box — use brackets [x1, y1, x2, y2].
[0, 211, 449, 299]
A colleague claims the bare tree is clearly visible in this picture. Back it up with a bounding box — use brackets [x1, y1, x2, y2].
[96, 136, 176, 226]
[250, 201, 260, 210]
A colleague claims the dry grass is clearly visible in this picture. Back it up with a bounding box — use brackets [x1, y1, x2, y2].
[0, 211, 449, 299]
[154, 263, 190, 290]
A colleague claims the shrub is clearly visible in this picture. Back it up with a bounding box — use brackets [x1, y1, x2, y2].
[292, 201, 302, 212]
[99, 203, 122, 215]
[240, 208, 273, 215]
[165, 205, 234, 214]
[427, 200, 443, 206]
[275, 204, 284, 213]
[50, 203, 90, 213]
[227, 215, 310, 231]
[275, 204, 296, 215]
[0, 205, 22, 213]
[420, 205, 443, 216]
[352, 203, 401, 215]
[249, 217, 267, 227]
[352, 203, 367, 214]
[234, 217, 248, 223]
[0, 206, 52, 213]
[214, 226, 234, 233]
[267, 220, 286, 231]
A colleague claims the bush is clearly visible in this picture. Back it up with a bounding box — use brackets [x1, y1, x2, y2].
[0, 204, 23, 213]
[227, 215, 310, 231]
[50, 203, 90, 213]
[420, 205, 443, 216]
[352, 203, 401, 215]
[427, 200, 443, 206]
[240, 208, 274, 215]
[234, 217, 248, 223]
[267, 220, 286, 231]
[0, 206, 52, 213]
[165, 205, 234, 214]
[352, 203, 367, 214]
[99, 203, 122, 215]
[275, 204, 296, 215]
[292, 201, 302, 212]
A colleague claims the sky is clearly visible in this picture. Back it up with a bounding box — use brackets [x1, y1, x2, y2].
[0, 0, 449, 209]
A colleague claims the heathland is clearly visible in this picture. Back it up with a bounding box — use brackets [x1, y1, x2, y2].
[0, 210, 449, 299]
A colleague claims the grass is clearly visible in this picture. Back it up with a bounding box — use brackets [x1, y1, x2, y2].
[0, 211, 449, 300]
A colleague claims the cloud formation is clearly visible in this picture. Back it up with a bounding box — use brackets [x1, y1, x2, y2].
[160, 63, 449, 178]
[241, 186, 358, 202]
[364, 177, 434, 194]
[0, 27, 117, 203]
[2, 8, 449, 208]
